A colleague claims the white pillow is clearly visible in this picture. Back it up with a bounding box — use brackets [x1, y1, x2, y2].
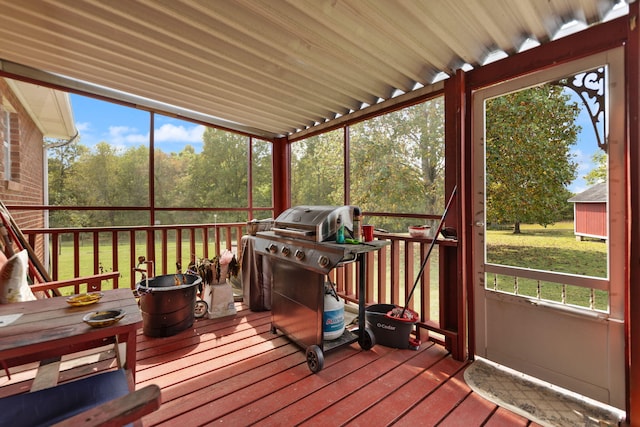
[0, 249, 36, 303]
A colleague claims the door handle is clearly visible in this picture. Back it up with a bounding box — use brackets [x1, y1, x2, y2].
[474, 221, 485, 227]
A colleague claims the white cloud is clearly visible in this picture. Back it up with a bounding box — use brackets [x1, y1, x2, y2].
[76, 121, 98, 146]
[108, 125, 145, 145]
[154, 123, 205, 142]
[105, 124, 204, 147]
[76, 121, 91, 132]
[571, 148, 594, 174]
[569, 148, 596, 194]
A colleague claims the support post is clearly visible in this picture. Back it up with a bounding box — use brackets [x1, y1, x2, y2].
[626, 3, 640, 424]
[442, 69, 467, 361]
[272, 136, 290, 216]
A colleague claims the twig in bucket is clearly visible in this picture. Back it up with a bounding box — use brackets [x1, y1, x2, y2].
[387, 306, 418, 322]
[390, 307, 410, 319]
[389, 306, 405, 318]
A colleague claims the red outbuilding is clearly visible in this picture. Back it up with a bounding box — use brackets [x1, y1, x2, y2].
[568, 182, 607, 241]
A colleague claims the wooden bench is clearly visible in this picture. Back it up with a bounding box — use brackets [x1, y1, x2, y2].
[0, 369, 160, 427]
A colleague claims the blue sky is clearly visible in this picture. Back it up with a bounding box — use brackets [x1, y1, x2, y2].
[70, 94, 206, 154]
[570, 89, 602, 194]
[70, 91, 598, 194]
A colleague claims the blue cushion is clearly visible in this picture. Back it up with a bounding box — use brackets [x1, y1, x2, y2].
[0, 369, 130, 427]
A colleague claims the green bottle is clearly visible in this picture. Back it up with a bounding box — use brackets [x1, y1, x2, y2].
[336, 215, 345, 244]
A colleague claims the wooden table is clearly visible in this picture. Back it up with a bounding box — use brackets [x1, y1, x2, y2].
[0, 288, 142, 379]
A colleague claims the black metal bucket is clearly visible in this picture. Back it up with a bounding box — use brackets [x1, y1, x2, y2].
[136, 274, 202, 337]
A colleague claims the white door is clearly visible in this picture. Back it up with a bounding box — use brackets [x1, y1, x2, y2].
[472, 48, 625, 409]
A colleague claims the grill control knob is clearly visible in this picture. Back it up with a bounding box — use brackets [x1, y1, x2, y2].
[294, 249, 305, 261]
[281, 246, 291, 256]
[267, 243, 278, 254]
[318, 255, 330, 268]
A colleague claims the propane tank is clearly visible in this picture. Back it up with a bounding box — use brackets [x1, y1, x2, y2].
[323, 282, 345, 340]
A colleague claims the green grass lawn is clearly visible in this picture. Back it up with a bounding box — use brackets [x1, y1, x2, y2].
[52, 237, 230, 295]
[486, 221, 609, 311]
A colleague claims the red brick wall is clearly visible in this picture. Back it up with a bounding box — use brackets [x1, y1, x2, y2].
[0, 79, 46, 262]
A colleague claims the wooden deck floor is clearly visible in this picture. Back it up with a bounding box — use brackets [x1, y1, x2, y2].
[133, 303, 540, 427]
[1, 302, 542, 426]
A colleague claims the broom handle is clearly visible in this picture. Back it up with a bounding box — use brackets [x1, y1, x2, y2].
[401, 185, 457, 317]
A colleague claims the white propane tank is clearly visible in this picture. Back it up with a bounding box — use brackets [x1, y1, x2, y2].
[323, 283, 345, 340]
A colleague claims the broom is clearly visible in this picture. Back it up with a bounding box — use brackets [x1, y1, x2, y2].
[388, 185, 457, 321]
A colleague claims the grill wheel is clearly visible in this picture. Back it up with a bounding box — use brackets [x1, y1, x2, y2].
[306, 345, 324, 373]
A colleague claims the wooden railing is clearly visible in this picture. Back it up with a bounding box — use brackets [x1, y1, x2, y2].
[22, 223, 460, 354]
[22, 223, 246, 290]
[331, 230, 458, 347]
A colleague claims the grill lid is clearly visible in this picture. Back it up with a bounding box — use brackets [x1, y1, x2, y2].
[273, 205, 354, 242]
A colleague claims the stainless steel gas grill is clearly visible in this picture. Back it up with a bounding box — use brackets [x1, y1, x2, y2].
[270, 205, 353, 243]
[254, 205, 387, 372]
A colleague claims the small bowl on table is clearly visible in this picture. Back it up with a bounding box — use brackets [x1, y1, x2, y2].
[66, 292, 104, 307]
[83, 309, 126, 328]
[408, 225, 431, 238]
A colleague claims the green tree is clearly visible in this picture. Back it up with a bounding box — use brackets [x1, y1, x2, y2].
[404, 98, 445, 212]
[251, 139, 273, 211]
[485, 85, 581, 233]
[113, 145, 149, 225]
[155, 146, 197, 217]
[185, 128, 249, 222]
[48, 141, 90, 227]
[67, 142, 131, 226]
[349, 98, 445, 231]
[48, 126, 265, 227]
[154, 145, 205, 225]
[290, 98, 445, 233]
[291, 130, 344, 206]
[584, 150, 607, 185]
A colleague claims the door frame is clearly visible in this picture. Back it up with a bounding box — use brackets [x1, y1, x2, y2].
[470, 47, 625, 409]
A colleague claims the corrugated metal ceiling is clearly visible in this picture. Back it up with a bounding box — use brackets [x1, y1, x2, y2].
[0, 0, 628, 140]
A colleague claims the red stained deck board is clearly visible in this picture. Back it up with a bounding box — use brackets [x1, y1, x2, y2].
[0, 303, 541, 427]
[135, 312, 282, 384]
[213, 345, 388, 426]
[135, 306, 269, 355]
[299, 343, 452, 426]
[150, 340, 302, 403]
[143, 349, 309, 426]
[137, 333, 292, 389]
[391, 370, 474, 426]
[156, 345, 360, 426]
[135, 307, 270, 360]
[483, 407, 531, 427]
[138, 332, 282, 381]
[436, 386, 497, 426]
[261, 343, 435, 426]
[345, 352, 467, 426]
